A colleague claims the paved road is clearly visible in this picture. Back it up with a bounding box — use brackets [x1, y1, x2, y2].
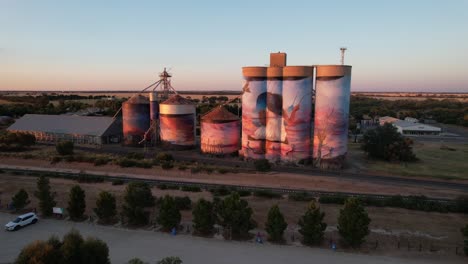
[0, 213, 463, 264]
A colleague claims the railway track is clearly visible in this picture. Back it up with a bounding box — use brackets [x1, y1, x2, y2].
[0, 166, 457, 203]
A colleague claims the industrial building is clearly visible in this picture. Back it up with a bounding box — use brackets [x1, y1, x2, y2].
[201, 106, 240, 155]
[7, 114, 122, 145]
[241, 53, 352, 167]
[379, 116, 441, 135]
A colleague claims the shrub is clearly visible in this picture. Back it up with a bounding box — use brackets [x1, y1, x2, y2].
[218, 168, 229, 174]
[190, 166, 202, 174]
[34, 176, 56, 216]
[192, 199, 215, 235]
[462, 224, 468, 256]
[181, 186, 201, 192]
[50, 156, 62, 164]
[289, 192, 315, 202]
[174, 196, 192, 210]
[298, 201, 327, 245]
[116, 158, 137, 168]
[338, 197, 371, 248]
[254, 159, 271, 172]
[15, 240, 57, 264]
[161, 161, 174, 170]
[157, 184, 179, 190]
[94, 191, 117, 224]
[56, 141, 74, 155]
[178, 165, 188, 171]
[77, 174, 104, 183]
[237, 190, 251, 197]
[67, 185, 86, 220]
[11, 189, 30, 211]
[253, 190, 282, 199]
[157, 256, 182, 264]
[157, 195, 181, 231]
[209, 187, 231, 197]
[156, 152, 174, 162]
[111, 179, 125, 185]
[319, 195, 347, 204]
[126, 152, 145, 160]
[93, 157, 109, 166]
[216, 192, 256, 239]
[265, 205, 287, 242]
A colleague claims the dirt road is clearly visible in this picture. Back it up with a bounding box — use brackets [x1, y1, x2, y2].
[0, 213, 464, 264]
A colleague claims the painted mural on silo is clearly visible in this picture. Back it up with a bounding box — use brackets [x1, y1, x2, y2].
[159, 95, 195, 148]
[241, 67, 267, 160]
[313, 65, 352, 168]
[149, 92, 159, 120]
[201, 106, 240, 155]
[281, 66, 314, 162]
[122, 95, 150, 146]
[265, 67, 283, 162]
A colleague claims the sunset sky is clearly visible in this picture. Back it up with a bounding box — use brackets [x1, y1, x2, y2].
[1, 0, 467, 92]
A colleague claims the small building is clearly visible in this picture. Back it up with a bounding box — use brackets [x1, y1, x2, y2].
[404, 117, 419, 123]
[393, 120, 441, 136]
[7, 114, 122, 145]
[378, 116, 400, 126]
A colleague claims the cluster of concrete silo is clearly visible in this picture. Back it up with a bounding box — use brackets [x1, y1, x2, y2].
[240, 53, 352, 167]
[201, 106, 240, 155]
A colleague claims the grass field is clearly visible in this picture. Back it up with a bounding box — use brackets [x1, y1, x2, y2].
[347, 141, 468, 180]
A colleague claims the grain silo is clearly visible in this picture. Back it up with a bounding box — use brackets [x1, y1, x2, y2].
[265, 66, 283, 163]
[313, 65, 352, 168]
[149, 92, 159, 121]
[122, 95, 150, 146]
[240, 67, 267, 160]
[201, 106, 240, 155]
[281, 66, 314, 163]
[159, 95, 196, 149]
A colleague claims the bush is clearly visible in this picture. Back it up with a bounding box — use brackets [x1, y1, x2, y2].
[298, 201, 327, 245]
[34, 176, 56, 216]
[50, 156, 62, 164]
[254, 159, 271, 172]
[253, 190, 282, 199]
[111, 179, 125, 185]
[161, 161, 174, 170]
[462, 224, 468, 256]
[209, 187, 231, 197]
[56, 141, 74, 155]
[181, 186, 202, 192]
[192, 199, 215, 235]
[80, 237, 110, 264]
[216, 192, 256, 239]
[157, 256, 182, 264]
[67, 185, 86, 220]
[265, 205, 287, 242]
[289, 192, 316, 202]
[15, 240, 58, 264]
[319, 195, 347, 204]
[11, 189, 30, 211]
[174, 196, 192, 210]
[157, 195, 181, 231]
[94, 191, 117, 224]
[237, 190, 251, 197]
[178, 165, 188, 171]
[93, 157, 109, 166]
[190, 166, 202, 174]
[76, 174, 104, 183]
[338, 197, 371, 247]
[218, 168, 229, 174]
[116, 158, 137, 168]
[126, 152, 145, 160]
[157, 184, 179, 190]
[122, 182, 155, 226]
[156, 152, 174, 162]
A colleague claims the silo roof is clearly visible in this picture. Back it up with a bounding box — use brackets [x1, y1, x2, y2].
[125, 94, 149, 104]
[162, 94, 192, 105]
[201, 106, 239, 121]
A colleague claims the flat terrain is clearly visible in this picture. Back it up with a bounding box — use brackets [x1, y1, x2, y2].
[0, 212, 466, 264]
[347, 141, 468, 180]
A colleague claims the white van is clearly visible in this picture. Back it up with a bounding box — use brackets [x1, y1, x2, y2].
[5, 212, 39, 231]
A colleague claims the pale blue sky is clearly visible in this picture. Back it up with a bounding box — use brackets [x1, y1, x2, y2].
[1, 0, 467, 92]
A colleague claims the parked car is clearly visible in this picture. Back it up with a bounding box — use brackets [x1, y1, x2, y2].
[5, 212, 38, 231]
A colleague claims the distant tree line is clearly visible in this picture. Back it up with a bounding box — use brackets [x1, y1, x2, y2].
[350, 96, 468, 127]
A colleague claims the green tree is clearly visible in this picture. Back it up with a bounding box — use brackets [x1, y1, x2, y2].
[122, 182, 155, 226]
[157, 256, 183, 264]
[11, 189, 30, 211]
[338, 197, 371, 247]
[157, 195, 181, 231]
[265, 205, 287, 242]
[61, 229, 84, 264]
[80, 237, 110, 264]
[56, 141, 74, 155]
[94, 191, 117, 224]
[34, 176, 56, 216]
[298, 201, 327, 245]
[192, 198, 216, 235]
[127, 258, 148, 264]
[15, 240, 57, 264]
[462, 224, 468, 256]
[217, 192, 256, 239]
[46, 235, 63, 264]
[67, 185, 86, 220]
[362, 123, 417, 162]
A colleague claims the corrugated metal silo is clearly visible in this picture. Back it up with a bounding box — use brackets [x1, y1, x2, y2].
[149, 92, 159, 121]
[241, 67, 267, 160]
[201, 106, 240, 155]
[122, 95, 150, 146]
[265, 67, 283, 162]
[159, 95, 196, 149]
[281, 66, 314, 162]
[313, 65, 352, 168]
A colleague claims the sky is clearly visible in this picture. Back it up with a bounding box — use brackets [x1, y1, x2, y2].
[1, 0, 468, 92]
